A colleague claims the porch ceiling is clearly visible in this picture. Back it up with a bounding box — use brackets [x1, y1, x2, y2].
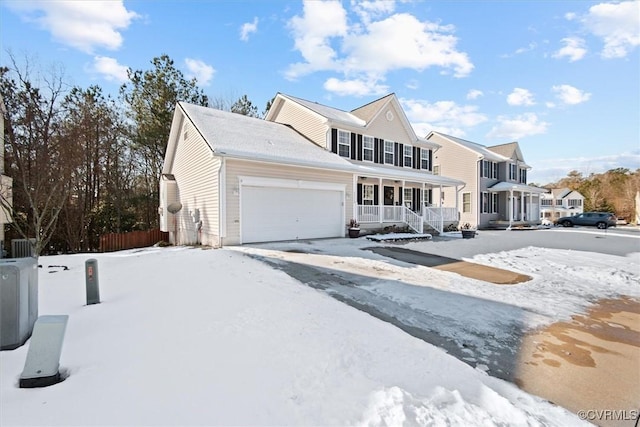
[353, 163, 464, 187]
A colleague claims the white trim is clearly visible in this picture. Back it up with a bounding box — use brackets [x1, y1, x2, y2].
[239, 176, 346, 192]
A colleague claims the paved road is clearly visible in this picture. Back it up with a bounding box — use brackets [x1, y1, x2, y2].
[245, 226, 639, 384]
[426, 227, 640, 259]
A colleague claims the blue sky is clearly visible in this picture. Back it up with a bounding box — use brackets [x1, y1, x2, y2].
[1, 0, 639, 184]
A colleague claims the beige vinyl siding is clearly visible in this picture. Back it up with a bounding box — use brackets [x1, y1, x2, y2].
[171, 120, 221, 247]
[223, 159, 353, 245]
[428, 134, 479, 226]
[365, 104, 414, 144]
[271, 101, 328, 149]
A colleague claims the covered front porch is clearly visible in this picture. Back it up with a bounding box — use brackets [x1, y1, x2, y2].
[488, 182, 546, 230]
[352, 169, 463, 234]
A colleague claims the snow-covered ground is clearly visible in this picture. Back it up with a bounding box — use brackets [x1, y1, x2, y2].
[1, 234, 638, 426]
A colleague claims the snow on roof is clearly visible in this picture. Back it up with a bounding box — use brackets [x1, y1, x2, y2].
[431, 132, 507, 162]
[179, 102, 354, 171]
[279, 94, 367, 127]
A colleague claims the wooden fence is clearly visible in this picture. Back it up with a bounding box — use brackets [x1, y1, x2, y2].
[99, 229, 169, 252]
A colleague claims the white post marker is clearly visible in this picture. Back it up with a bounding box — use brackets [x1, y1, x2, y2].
[19, 315, 69, 388]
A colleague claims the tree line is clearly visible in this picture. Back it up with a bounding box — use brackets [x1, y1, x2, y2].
[537, 168, 639, 222]
[0, 53, 266, 256]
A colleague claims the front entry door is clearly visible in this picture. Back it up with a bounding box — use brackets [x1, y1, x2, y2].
[384, 186, 394, 205]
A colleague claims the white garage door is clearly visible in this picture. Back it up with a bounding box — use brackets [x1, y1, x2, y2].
[241, 184, 344, 244]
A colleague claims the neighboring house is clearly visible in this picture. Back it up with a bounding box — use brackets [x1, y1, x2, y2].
[426, 131, 546, 229]
[159, 93, 464, 246]
[0, 94, 12, 258]
[540, 188, 585, 222]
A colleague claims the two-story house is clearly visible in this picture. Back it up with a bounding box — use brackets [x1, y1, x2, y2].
[540, 188, 585, 222]
[0, 94, 13, 258]
[426, 131, 546, 229]
[159, 93, 464, 246]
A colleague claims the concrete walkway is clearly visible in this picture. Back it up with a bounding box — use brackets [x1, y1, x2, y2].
[365, 246, 531, 284]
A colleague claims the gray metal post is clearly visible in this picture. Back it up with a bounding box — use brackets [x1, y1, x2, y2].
[85, 259, 100, 305]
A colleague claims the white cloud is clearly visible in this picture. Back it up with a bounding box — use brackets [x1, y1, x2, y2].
[553, 37, 587, 62]
[507, 88, 536, 106]
[185, 59, 215, 86]
[552, 84, 591, 105]
[286, 0, 348, 79]
[286, 1, 473, 96]
[240, 17, 259, 41]
[487, 113, 549, 140]
[582, 1, 640, 59]
[5, 0, 139, 54]
[352, 0, 396, 24]
[466, 89, 483, 100]
[401, 98, 488, 137]
[91, 56, 128, 83]
[324, 77, 388, 96]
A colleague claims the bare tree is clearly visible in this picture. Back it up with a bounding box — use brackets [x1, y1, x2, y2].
[0, 53, 69, 256]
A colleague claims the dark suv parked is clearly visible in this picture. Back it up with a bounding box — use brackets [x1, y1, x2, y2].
[555, 212, 617, 229]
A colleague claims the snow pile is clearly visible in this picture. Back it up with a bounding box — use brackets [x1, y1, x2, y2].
[0, 246, 587, 426]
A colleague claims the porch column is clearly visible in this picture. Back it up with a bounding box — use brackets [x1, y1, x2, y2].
[378, 177, 383, 224]
[528, 192, 532, 222]
[439, 184, 443, 233]
[421, 183, 425, 213]
[508, 189, 514, 230]
[402, 180, 406, 222]
[353, 174, 358, 222]
[455, 186, 459, 220]
[520, 192, 524, 221]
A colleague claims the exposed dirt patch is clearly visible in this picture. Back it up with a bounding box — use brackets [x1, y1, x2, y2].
[516, 297, 640, 427]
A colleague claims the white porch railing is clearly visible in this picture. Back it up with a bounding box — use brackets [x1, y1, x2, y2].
[423, 207, 458, 233]
[356, 205, 455, 234]
[404, 208, 423, 234]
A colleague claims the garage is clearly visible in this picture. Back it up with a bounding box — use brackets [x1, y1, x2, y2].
[240, 178, 345, 244]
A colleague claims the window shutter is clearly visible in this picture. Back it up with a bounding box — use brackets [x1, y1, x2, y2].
[377, 139, 384, 164]
[374, 138, 380, 163]
[357, 183, 363, 205]
[350, 133, 357, 160]
[394, 143, 400, 166]
[373, 185, 379, 205]
[331, 129, 338, 154]
[357, 134, 363, 161]
[412, 188, 418, 212]
[428, 189, 433, 205]
[399, 187, 403, 204]
[428, 150, 433, 171]
[414, 147, 420, 169]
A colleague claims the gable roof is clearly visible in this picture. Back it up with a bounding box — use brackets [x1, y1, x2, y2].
[275, 94, 366, 127]
[174, 102, 355, 172]
[271, 93, 438, 149]
[427, 131, 506, 162]
[488, 142, 525, 162]
[165, 102, 463, 187]
[350, 94, 395, 122]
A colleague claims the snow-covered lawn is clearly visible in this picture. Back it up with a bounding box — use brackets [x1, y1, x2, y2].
[1, 235, 637, 426]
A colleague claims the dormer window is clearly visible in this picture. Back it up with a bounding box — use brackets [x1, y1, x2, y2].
[363, 136, 374, 162]
[338, 130, 350, 158]
[384, 140, 394, 164]
[403, 145, 412, 167]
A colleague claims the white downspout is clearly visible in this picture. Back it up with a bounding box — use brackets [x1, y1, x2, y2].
[219, 156, 226, 246]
